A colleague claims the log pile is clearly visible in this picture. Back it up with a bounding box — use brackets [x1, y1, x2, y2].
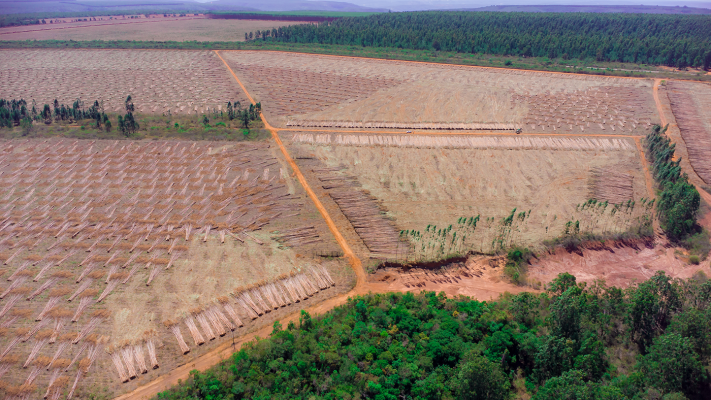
[163, 320, 190, 354]
[163, 267, 336, 355]
[290, 132, 636, 152]
[106, 346, 128, 383]
[183, 314, 205, 346]
[287, 120, 517, 131]
[144, 330, 160, 369]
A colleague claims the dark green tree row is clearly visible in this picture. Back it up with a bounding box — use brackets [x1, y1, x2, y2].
[645, 125, 701, 240]
[0, 98, 109, 131]
[157, 271, 711, 400]
[254, 12, 711, 68]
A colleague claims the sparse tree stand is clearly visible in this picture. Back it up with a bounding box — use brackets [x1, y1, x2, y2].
[118, 95, 139, 137]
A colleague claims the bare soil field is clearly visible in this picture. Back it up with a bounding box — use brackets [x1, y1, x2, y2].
[284, 132, 650, 260]
[0, 49, 249, 116]
[222, 51, 658, 133]
[666, 81, 711, 184]
[0, 19, 307, 42]
[528, 239, 705, 288]
[369, 256, 531, 300]
[371, 239, 704, 303]
[0, 138, 352, 398]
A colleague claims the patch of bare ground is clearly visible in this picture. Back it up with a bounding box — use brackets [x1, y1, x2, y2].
[369, 256, 531, 300]
[370, 238, 703, 302]
[0, 49, 249, 115]
[0, 19, 307, 42]
[528, 239, 705, 288]
[221, 51, 657, 132]
[0, 138, 352, 399]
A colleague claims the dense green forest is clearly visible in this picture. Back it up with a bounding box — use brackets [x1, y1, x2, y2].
[256, 12, 711, 69]
[645, 125, 701, 241]
[156, 271, 711, 400]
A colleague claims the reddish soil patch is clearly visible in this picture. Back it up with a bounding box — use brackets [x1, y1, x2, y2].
[369, 256, 532, 300]
[528, 240, 704, 288]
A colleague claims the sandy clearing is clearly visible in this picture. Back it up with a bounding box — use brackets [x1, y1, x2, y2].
[528, 241, 704, 288]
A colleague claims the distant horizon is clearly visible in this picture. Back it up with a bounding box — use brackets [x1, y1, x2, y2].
[2, 0, 711, 15]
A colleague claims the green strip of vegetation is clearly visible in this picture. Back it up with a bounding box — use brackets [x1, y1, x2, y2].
[645, 125, 709, 261]
[156, 271, 711, 400]
[0, 97, 266, 141]
[2, 41, 708, 81]
[645, 125, 701, 241]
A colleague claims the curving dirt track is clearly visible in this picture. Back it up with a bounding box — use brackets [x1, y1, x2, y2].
[115, 52, 687, 400]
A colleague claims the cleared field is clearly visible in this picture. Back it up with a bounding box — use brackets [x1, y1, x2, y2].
[667, 81, 711, 184]
[0, 19, 308, 42]
[286, 132, 650, 259]
[222, 51, 658, 133]
[0, 49, 249, 115]
[0, 138, 349, 398]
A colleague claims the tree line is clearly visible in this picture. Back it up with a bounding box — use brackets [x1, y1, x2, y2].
[0, 96, 262, 137]
[0, 98, 110, 133]
[251, 12, 711, 69]
[157, 271, 711, 399]
[645, 124, 701, 241]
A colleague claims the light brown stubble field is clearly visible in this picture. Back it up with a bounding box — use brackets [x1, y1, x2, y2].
[0, 49, 249, 115]
[0, 138, 352, 398]
[0, 18, 307, 42]
[285, 132, 650, 259]
[222, 50, 659, 134]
